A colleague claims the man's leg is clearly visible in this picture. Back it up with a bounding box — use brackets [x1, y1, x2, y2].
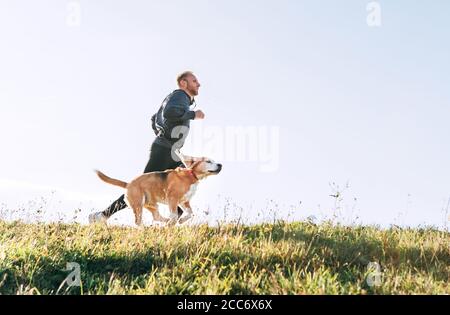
[102, 194, 127, 217]
[89, 194, 127, 223]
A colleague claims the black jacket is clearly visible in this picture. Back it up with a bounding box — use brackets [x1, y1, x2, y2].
[151, 89, 196, 149]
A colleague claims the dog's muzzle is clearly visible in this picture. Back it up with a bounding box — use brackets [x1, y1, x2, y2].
[210, 164, 222, 174]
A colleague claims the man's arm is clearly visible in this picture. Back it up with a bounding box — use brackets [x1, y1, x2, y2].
[163, 92, 196, 122]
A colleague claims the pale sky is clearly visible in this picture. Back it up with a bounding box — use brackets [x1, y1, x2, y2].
[0, 0, 449, 228]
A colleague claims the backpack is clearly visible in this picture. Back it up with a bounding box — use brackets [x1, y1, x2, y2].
[151, 94, 172, 137]
[151, 105, 165, 137]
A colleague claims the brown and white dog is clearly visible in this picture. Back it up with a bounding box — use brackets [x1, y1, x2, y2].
[95, 156, 222, 226]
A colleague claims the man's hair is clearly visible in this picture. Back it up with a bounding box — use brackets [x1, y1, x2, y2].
[177, 71, 194, 86]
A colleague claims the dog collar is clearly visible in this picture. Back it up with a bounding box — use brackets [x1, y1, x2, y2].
[186, 169, 199, 181]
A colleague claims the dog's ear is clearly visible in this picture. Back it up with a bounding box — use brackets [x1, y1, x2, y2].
[183, 157, 196, 168]
[174, 150, 193, 166]
[186, 156, 196, 162]
[189, 160, 202, 170]
[184, 156, 204, 167]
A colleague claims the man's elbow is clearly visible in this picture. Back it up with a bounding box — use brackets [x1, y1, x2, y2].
[163, 113, 182, 122]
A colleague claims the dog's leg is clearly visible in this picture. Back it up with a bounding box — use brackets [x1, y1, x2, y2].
[167, 198, 180, 226]
[126, 189, 144, 227]
[178, 201, 194, 224]
[133, 205, 144, 227]
[144, 204, 169, 223]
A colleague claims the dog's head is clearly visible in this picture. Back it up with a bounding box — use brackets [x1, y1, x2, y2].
[184, 157, 222, 180]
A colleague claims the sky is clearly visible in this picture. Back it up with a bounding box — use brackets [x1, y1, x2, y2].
[0, 0, 449, 229]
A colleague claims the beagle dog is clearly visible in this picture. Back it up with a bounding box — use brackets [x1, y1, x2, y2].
[95, 156, 222, 226]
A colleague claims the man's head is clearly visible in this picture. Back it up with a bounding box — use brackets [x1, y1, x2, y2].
[177, 71, 201, 97]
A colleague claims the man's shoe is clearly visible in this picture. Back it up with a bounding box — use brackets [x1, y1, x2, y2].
[88, 212, 108, 224]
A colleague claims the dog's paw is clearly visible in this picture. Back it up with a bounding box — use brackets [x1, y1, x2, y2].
[154, 216, 169, 223]
[161, 216, 170, 223]
[178, 214, 193, 225]
[166, 219, 177, 226]
[166, 213, 179, 226]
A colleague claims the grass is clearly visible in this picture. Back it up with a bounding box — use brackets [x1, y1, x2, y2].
[0, 220, 448, 295]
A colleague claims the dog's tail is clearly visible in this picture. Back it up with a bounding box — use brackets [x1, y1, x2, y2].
[95, 170, 128, 188]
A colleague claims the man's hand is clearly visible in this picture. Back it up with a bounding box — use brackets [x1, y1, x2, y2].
[194, 110, 205, 120]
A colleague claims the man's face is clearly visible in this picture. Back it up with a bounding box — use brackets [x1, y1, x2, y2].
[181, 74, 201, 96]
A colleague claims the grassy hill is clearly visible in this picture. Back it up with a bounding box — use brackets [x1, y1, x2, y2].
[0, 220, 448, 294]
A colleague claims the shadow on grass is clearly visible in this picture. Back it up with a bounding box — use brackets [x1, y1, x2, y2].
[240, 223, 449, 287]
[1, 223, 447, 294]
[0, 249, 158, 294]
[1, 246, 258, 294]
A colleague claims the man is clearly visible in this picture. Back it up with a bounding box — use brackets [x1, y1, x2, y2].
[89, 71, 205, 224]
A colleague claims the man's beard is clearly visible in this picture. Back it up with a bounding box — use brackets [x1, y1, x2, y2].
[188, 87, 198, 96]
